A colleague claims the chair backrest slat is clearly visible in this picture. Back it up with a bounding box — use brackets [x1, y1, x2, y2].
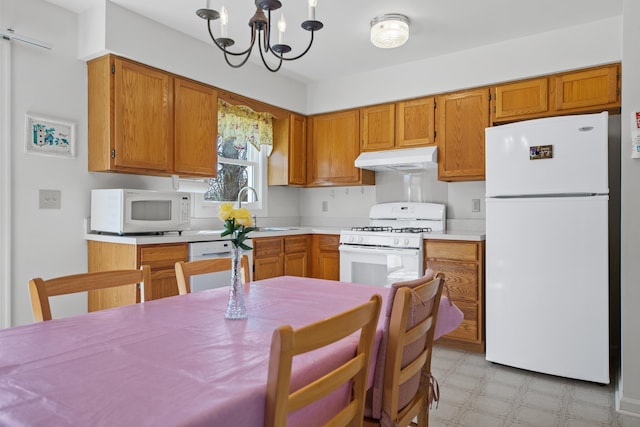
[29, 265, 152, 322]
[265, 294, 382, 427]
[377, 273, 445, 427]
[174, 255, 250, 295]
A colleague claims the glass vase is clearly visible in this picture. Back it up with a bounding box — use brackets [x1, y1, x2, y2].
[225, 245, 247, 320]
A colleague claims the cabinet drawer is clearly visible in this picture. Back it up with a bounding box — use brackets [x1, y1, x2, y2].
[285, 235, 308, 254]
[139, 244, 188, 269]
[254, 238, 283, 258]
[427, 260, 478, 301]
[317, 235, 339, 251]
[442, 300, 479, 342]
[426, 241, 478, 261]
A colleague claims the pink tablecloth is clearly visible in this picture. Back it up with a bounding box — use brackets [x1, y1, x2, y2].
[0, 276, 462, 426]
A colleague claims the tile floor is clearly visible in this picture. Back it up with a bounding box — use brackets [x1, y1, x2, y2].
[429, 346, 640, 427]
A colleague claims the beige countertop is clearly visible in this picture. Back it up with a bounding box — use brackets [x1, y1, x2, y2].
[84, 226, 485, 245]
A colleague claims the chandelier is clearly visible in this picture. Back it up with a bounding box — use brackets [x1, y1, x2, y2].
[196, 0, 323, 72]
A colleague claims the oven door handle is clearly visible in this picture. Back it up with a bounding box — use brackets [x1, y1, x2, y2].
[338, 245, 421, 256]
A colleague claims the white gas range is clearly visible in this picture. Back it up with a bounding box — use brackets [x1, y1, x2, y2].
[339, 202, 446, 287]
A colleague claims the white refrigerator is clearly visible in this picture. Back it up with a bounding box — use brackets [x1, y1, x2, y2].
[485, 112, 609, 384]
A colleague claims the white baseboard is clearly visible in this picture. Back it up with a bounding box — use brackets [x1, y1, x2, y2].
[616, 374, 640, 418]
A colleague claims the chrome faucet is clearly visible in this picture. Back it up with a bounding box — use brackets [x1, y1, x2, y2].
[237, 186, 258, 209]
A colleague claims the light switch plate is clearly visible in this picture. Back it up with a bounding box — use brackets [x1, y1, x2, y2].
[472, 198, 481, 212]
[39, 189, 61, 209]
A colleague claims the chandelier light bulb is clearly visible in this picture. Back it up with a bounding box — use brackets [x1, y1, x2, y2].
[220, 6, 229, 38]
[278, 14, 286, 44]
[308, 0, 317, 20]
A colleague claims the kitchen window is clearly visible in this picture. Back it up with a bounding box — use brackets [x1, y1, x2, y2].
[192, 100, 272, 218]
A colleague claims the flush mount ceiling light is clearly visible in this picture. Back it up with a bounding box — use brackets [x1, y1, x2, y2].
[196, 0, 323, 72]
[370, 14, 409, 49]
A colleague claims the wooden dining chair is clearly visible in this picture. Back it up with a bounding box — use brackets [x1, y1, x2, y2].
[364, 273, 445, 427]
[265, 294, 382, 427]
[174, 255, 250, 295]
[28, 265, 152, 322]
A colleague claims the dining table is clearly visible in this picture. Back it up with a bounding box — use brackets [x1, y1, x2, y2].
[0, 276, 462, 426]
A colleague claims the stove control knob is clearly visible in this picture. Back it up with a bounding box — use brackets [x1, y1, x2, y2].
[393, 237, 399, 245]
[358, 236, 364, 243]
[404, 238, 410, 246]
[349, 236, 355, 243]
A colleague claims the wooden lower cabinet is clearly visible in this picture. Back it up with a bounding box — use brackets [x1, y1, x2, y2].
[425, 239, 485, 353]
[310, 234, 340, 281]
[253, 235, 310, 280]
[87, 241, 188, 311]
[284, 235, 310, 277]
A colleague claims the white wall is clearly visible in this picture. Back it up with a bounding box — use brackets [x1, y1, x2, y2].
[80, 1, 308, 115]
[306, 17, 622, 114]
[0, 38, 11, 328]
[5, 0, 91, 326]
[298, 173, 486, 233]
[618, 0, 640, 416]
[3, 0, 168, 325]
[299, 186, 376, 228]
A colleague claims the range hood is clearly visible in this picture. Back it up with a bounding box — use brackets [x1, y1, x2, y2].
[355, 146, 438, 173]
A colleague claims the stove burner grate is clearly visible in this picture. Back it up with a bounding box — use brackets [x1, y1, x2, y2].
[392, 227, 433, 233]
[350, 226, 393, 232]
[350, 226, 433, 233]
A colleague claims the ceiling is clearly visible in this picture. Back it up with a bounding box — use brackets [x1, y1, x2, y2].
[42, 0, 622, 84]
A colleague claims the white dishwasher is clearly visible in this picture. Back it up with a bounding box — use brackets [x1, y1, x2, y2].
[188, 240, 253, 292]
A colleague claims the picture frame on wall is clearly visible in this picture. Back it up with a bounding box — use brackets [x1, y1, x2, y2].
[24, 113, 76, 158]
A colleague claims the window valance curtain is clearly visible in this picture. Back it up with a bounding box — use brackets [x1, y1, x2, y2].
[218, 99, 273, 152]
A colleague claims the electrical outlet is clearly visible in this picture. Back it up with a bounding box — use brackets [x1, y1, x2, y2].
[472, 198, 481, 213]
[322, 201, 328, 212]
[39, 189, 61, 209]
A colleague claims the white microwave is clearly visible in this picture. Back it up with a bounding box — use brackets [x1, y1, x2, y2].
[91, 189, 191, 235]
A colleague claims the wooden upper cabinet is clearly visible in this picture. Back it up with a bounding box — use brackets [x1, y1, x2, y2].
[269, 113, 307, 186]
[491, 64, 621, 124]
[360, 97, 435, 151]
[361, 104, 395, 151]
[289, 114, 307, 185]
[112, 57, 173, 172]
[396, 97, 435, 147]
[436, 88, 490, 182]
[173, 78, 218, 176]
[492, 78, 549, 122]
[88, 54, 218, 177]
[307, 109, 374, 186]
[554, 64, 620, 112]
